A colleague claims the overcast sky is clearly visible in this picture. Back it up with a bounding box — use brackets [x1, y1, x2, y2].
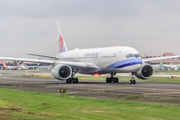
[0, 0, 180, 57]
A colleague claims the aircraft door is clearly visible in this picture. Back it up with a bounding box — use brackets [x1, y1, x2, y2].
[117, 51, 123, 61]
[75, 53, 78, 60]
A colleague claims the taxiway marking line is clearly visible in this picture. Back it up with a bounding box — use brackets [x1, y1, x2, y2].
[88, 87, 180, 92]
[88, 87, 135, 91]
[0, 81, 19, 83]
[143, 92, 180, 95]
[45, 85, 86, 88]
[58, 85, 86, 87]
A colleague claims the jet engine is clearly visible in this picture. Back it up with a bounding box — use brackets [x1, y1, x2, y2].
[52, 64, 72, 80]
[135, 64, 153, 80]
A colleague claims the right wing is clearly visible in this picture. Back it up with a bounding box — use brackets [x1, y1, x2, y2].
[142, 55, 180, 63]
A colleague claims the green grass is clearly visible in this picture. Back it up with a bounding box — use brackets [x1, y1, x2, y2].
[147, 77, 180, 83]
[153, 70, 180, 75]
[0, 88, 180, 120]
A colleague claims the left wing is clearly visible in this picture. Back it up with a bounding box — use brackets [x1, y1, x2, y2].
[142, 55, 180, 63]
[26, 53, 57, 59]
[0, 57, 54, 64]
[0, 57, 97, 69]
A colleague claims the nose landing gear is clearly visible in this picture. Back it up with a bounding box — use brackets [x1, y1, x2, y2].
[130, 73, 136, 84]
[106, 73, 119, 83]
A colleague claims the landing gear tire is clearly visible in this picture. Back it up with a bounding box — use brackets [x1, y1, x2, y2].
[130, 72, 136, 85]
[106, 78, 110, 83]
[129, 80, 133, 84]
[106, 77, 119, 83]
[72, 78, 78, 83]
[115, 78, 119, 83]
[66, 79, 72, 83]
[113, 78, 119, 83]
[130, 80, 136, 84]
[132, 80, 136, 84]
[66, 78, 78, 83]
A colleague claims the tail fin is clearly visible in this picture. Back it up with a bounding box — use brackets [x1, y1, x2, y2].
[2, 62, 7, 68]
[159, 60, 167, 68]
[56, 21, 68, 53]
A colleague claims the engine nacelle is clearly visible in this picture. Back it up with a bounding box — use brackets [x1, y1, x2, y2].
[51, 64, 72, 80]
[135, 64, 153, 80]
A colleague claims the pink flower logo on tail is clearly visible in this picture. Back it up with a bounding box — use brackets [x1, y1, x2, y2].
[59, 35, 64, 52]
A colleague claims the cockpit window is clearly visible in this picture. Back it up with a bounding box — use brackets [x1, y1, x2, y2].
[126, 54, 140, 58]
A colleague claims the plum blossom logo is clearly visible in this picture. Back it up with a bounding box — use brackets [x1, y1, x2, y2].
[59, 35, 64, 52]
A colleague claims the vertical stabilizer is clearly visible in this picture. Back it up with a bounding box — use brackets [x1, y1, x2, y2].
[56, 21, 68, 53]
[159, 60, 164, 68]
[2, 62, 7, 68]
[159, 60, 168, 68]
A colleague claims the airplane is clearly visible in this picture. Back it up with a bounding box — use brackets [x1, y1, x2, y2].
[2, 62, 12, 70]
[151, 64, 161, 70]
[0, 21, 180, 84]
[2, 62, 28, 70]
[159, 60, 179, 70]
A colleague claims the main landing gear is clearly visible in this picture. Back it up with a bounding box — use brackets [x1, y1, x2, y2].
[129, 73, 136, 84]
[66, 78, 78, 83]
[66, 68, 79, 84]
[106, 73, 119, 83]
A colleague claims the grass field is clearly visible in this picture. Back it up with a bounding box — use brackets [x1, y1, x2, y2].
[153, 70, 180, 75]
[0, 88, 180, 120]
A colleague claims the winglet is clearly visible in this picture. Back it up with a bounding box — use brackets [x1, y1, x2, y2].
[56, 21, 68, 53]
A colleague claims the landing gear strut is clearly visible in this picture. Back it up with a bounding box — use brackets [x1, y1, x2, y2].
[66, 68, 79, 84]
[106, 73, 119, 83]
[130, 73, 136, 84]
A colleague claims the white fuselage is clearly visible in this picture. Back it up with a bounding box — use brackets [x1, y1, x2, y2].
[56, 46, 142, 75]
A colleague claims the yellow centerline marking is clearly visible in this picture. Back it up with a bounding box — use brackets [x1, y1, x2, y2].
[0, 81, 19, 83]
[88, 87, 135, 91]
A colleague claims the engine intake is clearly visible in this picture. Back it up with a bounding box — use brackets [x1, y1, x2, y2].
[52, 64, 72, 80]
[135, 64, 153, 80]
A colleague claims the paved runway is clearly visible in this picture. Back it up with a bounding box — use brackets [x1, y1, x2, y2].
[0, 77, 180, 98]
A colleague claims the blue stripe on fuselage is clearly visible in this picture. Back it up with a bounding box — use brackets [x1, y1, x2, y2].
[106, 58, 142, 68]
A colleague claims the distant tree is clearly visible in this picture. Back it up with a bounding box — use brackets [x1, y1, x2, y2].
[6, 62, 11, 66]
[13, 60, 17, 66]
